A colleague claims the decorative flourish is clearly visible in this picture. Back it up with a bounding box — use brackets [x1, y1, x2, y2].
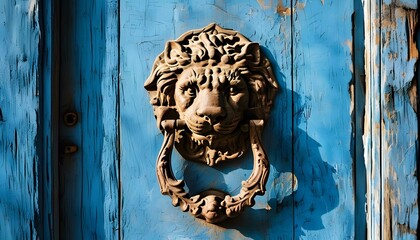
[145, 23, 278, 223]
[157, 119, 269, 223]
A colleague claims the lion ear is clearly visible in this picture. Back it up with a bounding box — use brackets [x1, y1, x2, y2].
[164, 41, 183, 65]
[244, 42, 261, 66]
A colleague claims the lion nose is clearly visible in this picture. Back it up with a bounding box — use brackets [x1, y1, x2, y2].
[196, 106, 226, 123]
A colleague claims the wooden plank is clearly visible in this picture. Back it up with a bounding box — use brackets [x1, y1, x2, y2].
[363, 0, 383, 238]
[292, 0, 355, 239]
[40, 0, 56, 238]
[380, 1, 418, 239]
[353, 0, 367, 239]
[58, 1, 120, 238]
[364, 0, 419, 238]
[0, 0, 41, 238]
[120, 0, 293, 238]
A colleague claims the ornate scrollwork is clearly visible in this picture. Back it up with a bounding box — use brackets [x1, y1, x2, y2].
[145, 23, 278, 223]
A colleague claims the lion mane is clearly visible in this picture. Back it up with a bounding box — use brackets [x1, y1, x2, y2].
[144, 23, 278, 165]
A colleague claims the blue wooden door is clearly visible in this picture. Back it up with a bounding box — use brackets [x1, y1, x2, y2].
[120, 1, 357, 238]
[58, 0, 361, 238]
[1, 0, 419, 239]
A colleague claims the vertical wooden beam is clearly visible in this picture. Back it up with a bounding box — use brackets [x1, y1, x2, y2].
[39, 0, 58, 238]
[364, 0, 419, 238]
[363, 0, 383, 238]
[0, 0, 41, 238]
[58, 0, 120, 238]
[101, 1, 121, 239]
[51, 0, 60, 238]
[353, 0, 367, 239]
[292, 0, 355, 238]
[380, 1, 418, 239]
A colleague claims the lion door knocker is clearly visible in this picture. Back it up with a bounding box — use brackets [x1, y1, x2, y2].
[144, 23, 278, 223]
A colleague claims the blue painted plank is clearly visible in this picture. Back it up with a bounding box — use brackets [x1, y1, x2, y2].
[0, 0, 41, 238]
[292, 0, 355, 239]
[120, 0, 294, 239]
[363, 0, 383, 238]
[353, 0, 367, 239]
[380, 1, 418, 239]
[58, 0, 119, 239]
[40, 0, 55, 238]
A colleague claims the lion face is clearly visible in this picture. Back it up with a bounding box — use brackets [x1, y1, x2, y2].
[174, 65, 249, 140]
[144, 24, 278, 166]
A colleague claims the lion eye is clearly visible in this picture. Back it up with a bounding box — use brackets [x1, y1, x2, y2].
[184, 86, 197, 97]
[228, 86, 239, 95]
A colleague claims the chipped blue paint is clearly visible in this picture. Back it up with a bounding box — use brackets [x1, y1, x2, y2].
[120, 1, 296, 239]
[120, 0, 356, 239]
[292, 1, 355, 239]
[0, 0, 41, 239]
[364, 0, 419, 239]
[1, 0, 418, 239]
[380, 1, 418, 239]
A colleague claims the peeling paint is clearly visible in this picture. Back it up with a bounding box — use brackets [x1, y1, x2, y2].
[406, 9, 418, 60]
[276, 1, 291, 16]
[295, 2, 306, 10]
[397, 222, 417, 236]
[345, 39, 353, 55]
[0, 0, 41, 239]
[376, 1, 419, 239]
[28, 0, 36, 16]
[256, 0, 273, 10]
[269, 172, 298, 206]
[349, 81, 354, 115]
[408, 79, 417, 113]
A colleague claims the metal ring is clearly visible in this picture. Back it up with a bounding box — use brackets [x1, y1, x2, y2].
[156, 119, 269, 223]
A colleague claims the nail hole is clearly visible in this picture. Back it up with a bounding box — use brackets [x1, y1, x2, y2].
[64, 112, 78, 126]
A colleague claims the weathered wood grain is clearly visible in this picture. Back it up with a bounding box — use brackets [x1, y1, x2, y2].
[0, 0, 41, 239]
[58, 0, 119, 239]
[40, 0, 55, 238]
[1, 0, 417, 238]
[364, 0, 419, 239]
[292, 0, 355, 239]
[380, 1, 418, 239]
[363, 0, 383, 238]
